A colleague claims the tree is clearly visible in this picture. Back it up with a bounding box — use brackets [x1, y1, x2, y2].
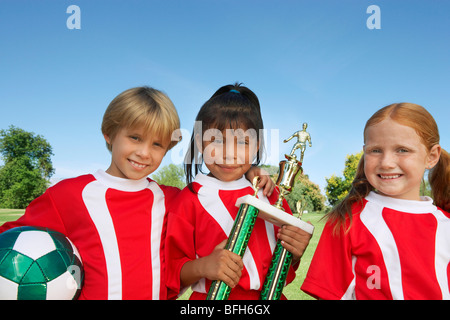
[151, 164, 186, 189]
[285, 173, 325, 213]
[259, 165, 279, 176]
[324, 174, 347, 206]
[0, 126, 54, 208]
[325, 150, 363, 206]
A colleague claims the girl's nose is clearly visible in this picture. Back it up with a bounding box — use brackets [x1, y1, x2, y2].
[224, 140, 237, 163]
[380, 152, 396, 169]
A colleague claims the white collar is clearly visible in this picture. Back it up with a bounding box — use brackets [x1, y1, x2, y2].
[366, 191, 436, 214]
[93, 169, 151, 192]
[193, 173, 251, 190]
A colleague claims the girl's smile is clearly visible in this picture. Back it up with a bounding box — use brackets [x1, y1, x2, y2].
[128, 159, 148, 170]
[378, 174, 402, 179]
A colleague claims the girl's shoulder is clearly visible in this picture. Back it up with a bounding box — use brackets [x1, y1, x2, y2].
[47, 173, 96, 195]
[167, 183, 204, 215]
[169, 182, 203, 205]
[156, 183, 182, 199]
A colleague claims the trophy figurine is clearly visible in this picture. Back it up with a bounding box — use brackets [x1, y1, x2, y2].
[206, 177, 262, 300]
[260, 123, 313, 300]
[283, 122, 312, 163]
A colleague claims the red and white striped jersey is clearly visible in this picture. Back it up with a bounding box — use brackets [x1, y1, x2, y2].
[301, 191, 450, 300]
[0, 170, 180, 300]
[165, 174, 297, 300]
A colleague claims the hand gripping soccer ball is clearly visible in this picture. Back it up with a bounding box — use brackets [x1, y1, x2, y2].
[0, 226, 84, 300]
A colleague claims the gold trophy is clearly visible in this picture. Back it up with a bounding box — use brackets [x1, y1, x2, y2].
[260, 123, 313, 300]
[234, 123, 314, 300]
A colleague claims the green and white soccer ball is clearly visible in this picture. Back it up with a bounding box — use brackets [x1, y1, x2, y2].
[0, 226, 84, 300]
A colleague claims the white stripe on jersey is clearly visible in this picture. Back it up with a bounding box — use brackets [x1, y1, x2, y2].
[148, 181, 165, 300]
[341, 256, 357, 300]
[360, 201, 404, 299]
[434, 209, 450, 299]
[197, 186, 260, 290]
[82, 180, 123, 300]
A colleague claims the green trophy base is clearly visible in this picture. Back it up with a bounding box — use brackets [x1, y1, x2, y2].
[260, 240, 292, 300]
[206, 202, 259, 300]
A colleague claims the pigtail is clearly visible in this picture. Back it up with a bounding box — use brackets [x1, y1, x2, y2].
[326, 156, 373, 235]
[429, 148, 450, 212]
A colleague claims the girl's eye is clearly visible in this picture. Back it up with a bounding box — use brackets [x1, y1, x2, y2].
[130, 136, 140, 141]
[237, 139, 248, 145]
[398, 148, 409, 153]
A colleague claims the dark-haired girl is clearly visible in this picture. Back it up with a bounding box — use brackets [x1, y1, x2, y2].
[165, 83, 311, 300]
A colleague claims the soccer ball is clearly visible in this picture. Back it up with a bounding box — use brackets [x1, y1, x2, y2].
[0, 226, 84, 300]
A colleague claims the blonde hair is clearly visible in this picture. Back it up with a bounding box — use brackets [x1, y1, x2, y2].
[101, 86, 181, 151]
[327, 103, 450, 233]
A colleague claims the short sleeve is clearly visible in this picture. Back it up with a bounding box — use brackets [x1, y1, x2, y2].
[301, 219, 355, 300]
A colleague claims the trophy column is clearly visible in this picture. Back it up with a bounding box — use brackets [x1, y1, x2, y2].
[206, 178, 261, 300]
[260, 155, 302, 300]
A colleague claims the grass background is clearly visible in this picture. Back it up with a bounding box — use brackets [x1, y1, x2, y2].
[0, 209, 24, 225]
[0, 209, 325, 300]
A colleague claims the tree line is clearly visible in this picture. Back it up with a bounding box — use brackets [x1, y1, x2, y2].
[3, 126, 388, 211]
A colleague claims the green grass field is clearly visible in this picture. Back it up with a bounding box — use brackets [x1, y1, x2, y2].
[0, 208, 24, 225]
[0, 209, 325, 300]
[283, 212, 325, 300]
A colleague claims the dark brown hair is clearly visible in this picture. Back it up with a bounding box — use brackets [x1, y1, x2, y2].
[184, 83, 264, 191]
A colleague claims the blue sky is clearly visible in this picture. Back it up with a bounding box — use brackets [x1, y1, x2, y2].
[1, 0, 449, 194]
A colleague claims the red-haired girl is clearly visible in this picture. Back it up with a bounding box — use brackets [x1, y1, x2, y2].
[302, 103, 450, 300]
